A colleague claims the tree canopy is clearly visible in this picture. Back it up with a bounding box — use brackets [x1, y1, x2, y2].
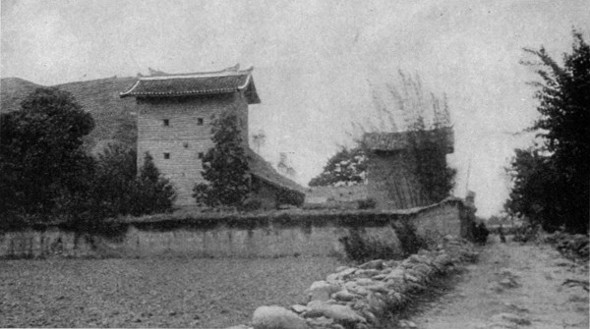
[193, 110, 250, 207]
[0, 88, 95, 219]
[309, 147, 367, 187]
[0, 88, 176, 228]
[506, 31, 589, 233]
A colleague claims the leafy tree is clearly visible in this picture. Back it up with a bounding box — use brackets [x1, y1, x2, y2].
[507, 31, 589, 233]
[91, 143, 138, 218]
[505, 148, 563, 230]
[133, 153, 176, 215]
[406, 117, 456, 203]
[193, 110, 250, 207]
[0, 88, 95, 219]
[309, 147, 367, 186]
[90, 146, 175, 218]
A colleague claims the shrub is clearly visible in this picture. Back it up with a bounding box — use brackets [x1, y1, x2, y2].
[392, 219, 427, 256]
[131, 153, 176, 215]
[339, 227, 400, 262]
[241, 199, 263, 212]
[513, 222, 541, 243]
[357, 198, 376, 210]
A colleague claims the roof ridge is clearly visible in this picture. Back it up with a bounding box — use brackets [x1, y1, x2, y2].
[139, 66, 254, 81]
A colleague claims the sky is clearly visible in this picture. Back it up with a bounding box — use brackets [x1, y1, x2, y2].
[2, 0, 589, 217]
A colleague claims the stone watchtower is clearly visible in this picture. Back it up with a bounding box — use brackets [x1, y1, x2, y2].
[120, 65, 260, 205]
[363, 127, 454, 209]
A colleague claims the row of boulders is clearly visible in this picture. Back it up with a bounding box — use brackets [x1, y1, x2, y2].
[234, 235, 478, 329]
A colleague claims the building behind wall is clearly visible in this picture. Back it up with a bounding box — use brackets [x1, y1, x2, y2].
[363, 127, 454, 209]
[121, 65, 304, 207]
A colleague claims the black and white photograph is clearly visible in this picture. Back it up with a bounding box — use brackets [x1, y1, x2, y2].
[1, 1, 589, 328]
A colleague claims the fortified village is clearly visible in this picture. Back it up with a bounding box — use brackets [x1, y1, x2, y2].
[120, 64, 455, 210]
[120, 64, 305, 208]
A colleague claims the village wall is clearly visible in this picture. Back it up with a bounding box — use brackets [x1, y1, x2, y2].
[0, 199, 471, 259]
[135, 93, 249, 205]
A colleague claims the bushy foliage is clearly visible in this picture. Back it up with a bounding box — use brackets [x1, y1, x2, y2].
[0, 88, 176, 230]
[357, 198, 376, 210]
[193, 110, 250, 207]
[134, 153, 176, 214]
[339, 228, 400, 262]
[309, 147, 367, 187]
[0, 88, 95, 221]
[506, 31, 589, 233]
[407, 119, 457, 203]
[91, 143, 138, 218]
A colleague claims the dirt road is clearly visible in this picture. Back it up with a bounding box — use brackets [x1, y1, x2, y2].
[407, 237, 589, 329]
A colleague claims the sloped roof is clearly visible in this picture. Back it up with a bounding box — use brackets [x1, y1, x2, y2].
[246, 148, 306, 195]
[364, 126, 454, 153]
[120, 65, 260, 104]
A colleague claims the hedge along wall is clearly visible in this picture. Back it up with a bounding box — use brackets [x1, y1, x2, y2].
[0, 198, 472, 259]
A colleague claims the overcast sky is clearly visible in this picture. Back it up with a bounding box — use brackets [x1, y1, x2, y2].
[2, 0, 589, 216]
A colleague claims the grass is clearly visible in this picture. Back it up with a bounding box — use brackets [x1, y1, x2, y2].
[0, 256, 342, 328]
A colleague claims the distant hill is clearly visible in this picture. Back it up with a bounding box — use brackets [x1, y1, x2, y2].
[0, 77, 43, 111]
[1, 76, 139, 153]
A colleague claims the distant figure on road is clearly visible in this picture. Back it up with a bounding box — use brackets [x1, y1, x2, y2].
[473, 222, 489, 245]
[499, 224, 506, 243]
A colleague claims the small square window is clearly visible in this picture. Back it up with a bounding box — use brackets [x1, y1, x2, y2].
[164, 153, 170, 159]
[163, 119, 170, 126]
[197, 118, 204, 125]
[198, 152, 204, 159]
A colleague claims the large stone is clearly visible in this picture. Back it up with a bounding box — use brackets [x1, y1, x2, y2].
[355, 269, 380, 278]
[359, 259, 384, 270]
[306, 301, 366, 324]
[327, 267, 357, 282]
[343, 282, 369, 296]
[354, 278, 374, 286]
[252, 306, 308, 329]
[291, 304, 309, 314]
[365, 283, 389, 294]
[333, 290, 356, 302]
[306, 281, 341, 302]
[385, 269, 405, 281]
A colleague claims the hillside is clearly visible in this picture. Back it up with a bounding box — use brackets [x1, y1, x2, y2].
[0, 76, 138, 153]
[0, 77, 43, 112]
[54, 77, 138, 152]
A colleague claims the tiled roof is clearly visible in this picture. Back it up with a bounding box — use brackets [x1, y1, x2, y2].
[120, 65, 260, 104]
[246, 148, 306, 195]
[364, 126, 454, 153]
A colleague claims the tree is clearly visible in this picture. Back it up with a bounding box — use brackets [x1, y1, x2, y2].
[133, 153, 176, 215]
[193, 110, 250, 207]
[505, 147, 563, 230]
[406, 117, 456, 203]
[91, 143, 138, 218]
[0, 88, 95, 219]
[309, 147, 367, 186]
[506, 31, 589, 233]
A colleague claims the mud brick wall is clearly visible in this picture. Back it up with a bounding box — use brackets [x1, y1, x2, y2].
[0, 199, 472, 259]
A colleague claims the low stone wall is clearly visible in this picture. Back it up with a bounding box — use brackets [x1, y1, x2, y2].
[247, 236, 478, 329]
[0, 198, 472, 259]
